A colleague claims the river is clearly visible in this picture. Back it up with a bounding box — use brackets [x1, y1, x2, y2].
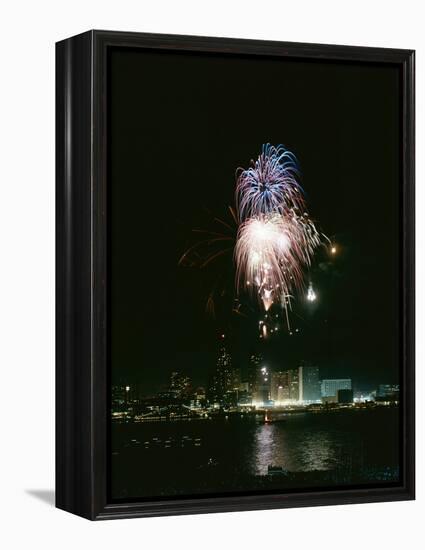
[111, 406, 400, 500]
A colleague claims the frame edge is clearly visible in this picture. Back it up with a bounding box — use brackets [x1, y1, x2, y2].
[56, 30, 97, 520]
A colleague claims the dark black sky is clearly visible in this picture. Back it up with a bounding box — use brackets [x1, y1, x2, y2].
[109, 48, 401, 394]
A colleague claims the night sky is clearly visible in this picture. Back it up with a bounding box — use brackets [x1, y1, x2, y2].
[109, 48, 401, 395]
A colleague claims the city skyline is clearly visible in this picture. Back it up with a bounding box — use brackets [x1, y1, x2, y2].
[112, 338, 399, 404]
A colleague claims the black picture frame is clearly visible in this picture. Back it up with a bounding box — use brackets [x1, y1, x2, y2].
[56, 30, 415, 520]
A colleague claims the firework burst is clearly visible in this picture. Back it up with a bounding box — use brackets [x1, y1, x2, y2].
[236, 143, 304, 222]
[234, 144, 324, 330]
[234, 213, 321, 313]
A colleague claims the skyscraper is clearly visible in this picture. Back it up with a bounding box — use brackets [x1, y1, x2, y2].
[269, 365, 320, 404]
[268, 368, 301, 403]
[254, 365, 271, 405]
[247, 352, 262, 399]
[299, 363, 321, 402]
[288, 368, 300, 401]
[270, 370, 290, 402]
[208, 344, 233, 404]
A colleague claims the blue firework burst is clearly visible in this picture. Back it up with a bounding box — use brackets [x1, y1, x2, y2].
[235, 143, 305, 221]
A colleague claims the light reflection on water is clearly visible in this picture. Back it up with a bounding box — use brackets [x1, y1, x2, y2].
[112, 408, 400, 498]
[253, 414, 338, 475]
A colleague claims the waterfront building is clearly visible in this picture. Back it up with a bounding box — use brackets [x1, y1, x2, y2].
[299, 363, 321, 402]
[111, 384, 138, 408]
[208, 345, 234, 404]
[288, 368, 300, 401]
[111, 384, 127, 409]
[321, 378, 352, 398]
[270, 371, 290, 402]
[267, 364, 321, 405]
[270, 367, 300, 403]
[254, 365, 271, 406]
[375, 384, 400, 404]
[377, 384, 400, 398]
[247, 352, 262, 398]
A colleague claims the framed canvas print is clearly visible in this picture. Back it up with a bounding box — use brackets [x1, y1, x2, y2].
[56, 30, 415, 520]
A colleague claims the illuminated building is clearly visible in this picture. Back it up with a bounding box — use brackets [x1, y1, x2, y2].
[111, 385, 127, 409]
[111, 384, 140, 416]
[169, 371, 192, 398]
[236, 380, 250, 405]
[377, 384, 400, 398]
[299, 363, 321, 402]
[270, 371, 290, 402]
[231, 368, 242, 391]
[269, 365, 320, 404]
[375, 384, 400, 403]
[247, 352, 262, 398]
[321, 378, 352, 398]
[288, 368, 300, 401]
[208, 345, 234, 404]
[254, 365, 271, 405]
[190, 387, 206, 409]
[270, 367, 300, 403]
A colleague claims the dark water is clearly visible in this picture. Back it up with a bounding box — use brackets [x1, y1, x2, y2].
[111, 407, 400, 500]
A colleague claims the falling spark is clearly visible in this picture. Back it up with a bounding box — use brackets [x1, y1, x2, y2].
[178, 206, 238, 317]
[307, 282, 317, 302]
[235, 213, 321, 315]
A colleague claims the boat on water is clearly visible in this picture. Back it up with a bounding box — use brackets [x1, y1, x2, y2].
[259, 412, 287, 424]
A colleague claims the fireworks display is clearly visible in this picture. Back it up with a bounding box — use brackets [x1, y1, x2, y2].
[179, 142, 327, 336]
[234, 144, 324, 331]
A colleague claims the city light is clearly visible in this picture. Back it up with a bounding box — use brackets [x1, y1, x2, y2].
[112, 365, 398, 435]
